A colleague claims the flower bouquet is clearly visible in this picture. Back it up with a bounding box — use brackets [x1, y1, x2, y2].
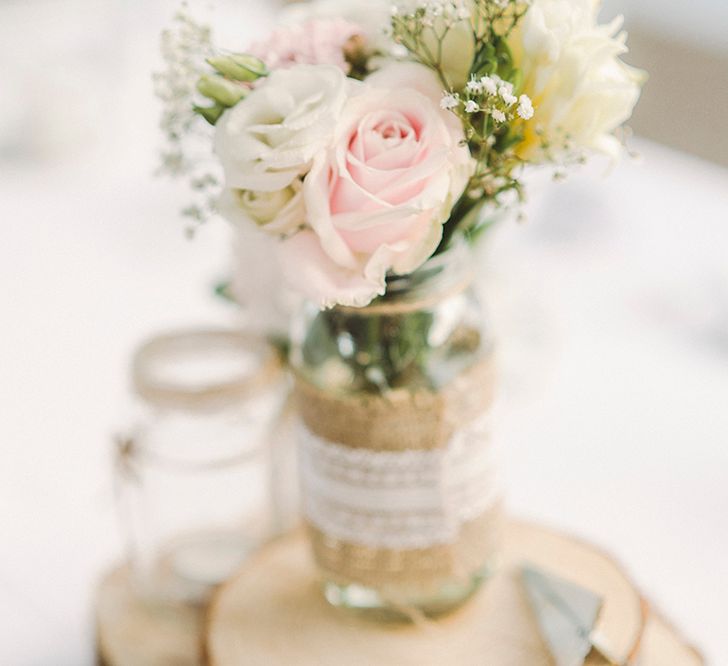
[157, 0, 643, 618]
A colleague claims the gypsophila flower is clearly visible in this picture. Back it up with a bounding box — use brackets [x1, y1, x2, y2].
[492, 109, 506, 123]
[466, 77, 484, 94]
[517, 94, 534, 120]
[499, 84, 517, 106]
[464, 100, 479, 113]
[440, 92, 460, 110]
[391, 0, 476, 89]
[480, 76, 498, 96]
[154, 11, 214, 172]
[154, 9, 222, 229]
[394, 0, 470, 23]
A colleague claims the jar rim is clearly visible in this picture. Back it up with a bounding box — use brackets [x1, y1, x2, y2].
[132, 328, 283, 411]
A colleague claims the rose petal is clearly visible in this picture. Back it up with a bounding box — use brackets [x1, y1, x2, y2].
[277, 230, 385, 308]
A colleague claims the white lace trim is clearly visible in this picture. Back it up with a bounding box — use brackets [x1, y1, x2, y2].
[299, 415, 500, 550]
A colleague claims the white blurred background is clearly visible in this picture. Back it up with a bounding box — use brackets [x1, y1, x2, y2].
[1, 1, 726, 664]
[604, 0, 728, 166]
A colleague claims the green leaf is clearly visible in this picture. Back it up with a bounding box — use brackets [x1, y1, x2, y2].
[213, 280, 234, 302]
[471, 43, 496, 77]
[495, 38, 518, 81]
[464, 218, 497, 244]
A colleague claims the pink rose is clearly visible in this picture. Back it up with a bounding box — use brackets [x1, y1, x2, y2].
[279, 63, 472, 308]
[249, 18, 362, 74]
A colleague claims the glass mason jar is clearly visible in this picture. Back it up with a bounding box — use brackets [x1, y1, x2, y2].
[290, 241, 503, 619]
[115, 329, 293, 605]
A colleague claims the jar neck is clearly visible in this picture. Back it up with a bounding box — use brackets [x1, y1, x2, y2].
[338, 240, 475, 316]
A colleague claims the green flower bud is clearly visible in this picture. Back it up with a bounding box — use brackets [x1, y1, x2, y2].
[194, 104, 225, 125]
[206, 54, 268, 82]
[196, 74, 247, 107]
[231, 53, 268, 76]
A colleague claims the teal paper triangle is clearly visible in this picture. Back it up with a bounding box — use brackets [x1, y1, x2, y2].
[521, 565, 603, 666]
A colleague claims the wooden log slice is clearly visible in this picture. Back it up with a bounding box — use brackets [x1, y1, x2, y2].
[96, 567, 203, 666]
[637, 614, 703, 666]
[206, 521, 703, 666]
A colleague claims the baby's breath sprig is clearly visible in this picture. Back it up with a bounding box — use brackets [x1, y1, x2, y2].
[391, 1, 529, 88]
[435, 73, 535, 250]
[153, 9, 221, 232]
[154, 10, 213, 177]
[153, 8, 268, 233]
[470, 0, 531, 43]
[392, 0, 534, 250]
[390, 1, 474, 88]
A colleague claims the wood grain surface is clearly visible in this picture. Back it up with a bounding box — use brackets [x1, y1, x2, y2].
[204, 522, 703, 666]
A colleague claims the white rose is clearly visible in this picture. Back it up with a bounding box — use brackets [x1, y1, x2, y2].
[510, 0, 645, 161]
[219, 180, 305, 236]
[214, 64, 348, 192]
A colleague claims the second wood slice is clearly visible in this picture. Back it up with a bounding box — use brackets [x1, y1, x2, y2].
[207, 521, 690, 666]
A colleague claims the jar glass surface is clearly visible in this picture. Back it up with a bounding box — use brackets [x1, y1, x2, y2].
[291, 241, 490, 390]
[115, 330, 289, 605]
[290, 243, 503, 619]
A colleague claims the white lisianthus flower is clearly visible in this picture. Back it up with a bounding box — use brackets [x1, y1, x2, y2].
[219, 180, 305, 236]
[214, 64, 348, 192]
[509, 0, 645, 161]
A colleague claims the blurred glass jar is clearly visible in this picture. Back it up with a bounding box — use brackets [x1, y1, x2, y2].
[290, 241, 503, 620]
[115, 329, 296, 605]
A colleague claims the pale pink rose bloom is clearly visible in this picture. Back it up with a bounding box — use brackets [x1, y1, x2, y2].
[278, 63, 473, 309]
[249, 18, 362, 74]
[279, 230, 382, 310]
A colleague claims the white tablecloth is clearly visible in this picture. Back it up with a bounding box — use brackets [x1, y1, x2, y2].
[1, 4, 727, 664]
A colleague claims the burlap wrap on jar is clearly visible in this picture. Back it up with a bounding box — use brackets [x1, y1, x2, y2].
[290, 240, 503, 615]
[294, 353, 503, 598]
